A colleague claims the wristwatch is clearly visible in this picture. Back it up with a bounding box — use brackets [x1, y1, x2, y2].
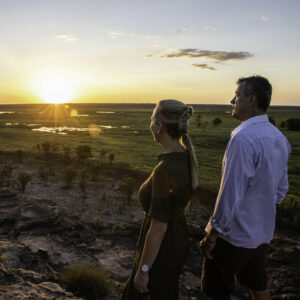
[141, 264, 150, 273]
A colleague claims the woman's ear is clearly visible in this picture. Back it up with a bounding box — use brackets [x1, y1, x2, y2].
[157, 122, 164, 133]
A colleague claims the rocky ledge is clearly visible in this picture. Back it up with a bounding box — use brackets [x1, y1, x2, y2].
[0, 188, 299, 299]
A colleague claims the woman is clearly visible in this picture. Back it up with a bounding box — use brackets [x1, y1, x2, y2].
[122, 99, 198, 300]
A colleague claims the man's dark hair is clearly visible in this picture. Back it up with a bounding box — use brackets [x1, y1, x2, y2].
[237, 75, 272, 112]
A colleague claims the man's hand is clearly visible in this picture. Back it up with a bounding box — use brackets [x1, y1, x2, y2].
[199, 236, 217, 259]
[134, 271, 150, 294]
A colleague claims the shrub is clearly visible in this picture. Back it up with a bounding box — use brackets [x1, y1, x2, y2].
[16, 150, 25, 163]
[63, 146, 72, 165]
[78, 168, 87, 194]
[17, 172, 32, 193]
[286, 118, 300, 131]
[60, 262, 111, 299]
[0, 254, 5, 263]
[38, 167, 49, 184]
[212, 118, 222, 125]
[279, 121, 286, 128]
[88, 162, 101, 181]
[62, 166, 77, 189]
[92, 217, 104, 230]
[0, 164, 13, 187]
[41, 142, 52, 161]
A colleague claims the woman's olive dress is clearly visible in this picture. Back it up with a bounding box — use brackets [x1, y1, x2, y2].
[122, 151, 194, 300]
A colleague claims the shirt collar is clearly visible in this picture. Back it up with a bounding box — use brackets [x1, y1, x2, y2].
[157, 150, 189, 162]
[231, 114, 269, 137]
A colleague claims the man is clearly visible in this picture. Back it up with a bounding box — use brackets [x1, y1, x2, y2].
[200, 75, 291, 300]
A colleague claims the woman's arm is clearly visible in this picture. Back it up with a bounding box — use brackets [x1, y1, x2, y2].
[184, 201, 191, 216]
[134, 217, 167, 293]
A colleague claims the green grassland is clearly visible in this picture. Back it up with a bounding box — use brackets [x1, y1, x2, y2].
[0, 103, 299, 229]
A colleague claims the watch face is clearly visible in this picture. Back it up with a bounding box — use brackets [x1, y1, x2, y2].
[141, 264, 149, 272]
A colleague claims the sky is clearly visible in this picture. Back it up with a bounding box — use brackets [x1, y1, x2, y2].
[0, 0, 299, 105]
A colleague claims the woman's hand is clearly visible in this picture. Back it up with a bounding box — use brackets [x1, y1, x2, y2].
[134, 271, 150, 294]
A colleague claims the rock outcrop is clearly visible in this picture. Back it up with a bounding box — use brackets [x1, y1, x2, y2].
[0, 187, 299, 299]
[0, 188, 99, 299]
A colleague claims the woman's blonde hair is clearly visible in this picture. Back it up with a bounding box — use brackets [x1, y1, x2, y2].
[154, 99, 198, 190]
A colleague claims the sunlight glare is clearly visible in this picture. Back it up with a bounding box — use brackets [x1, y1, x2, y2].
[33, 73, 77, 104]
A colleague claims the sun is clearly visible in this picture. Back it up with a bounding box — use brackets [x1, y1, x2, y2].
[32, 73, 77, 104]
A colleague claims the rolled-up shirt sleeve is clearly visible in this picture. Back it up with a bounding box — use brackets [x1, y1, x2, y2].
[276, 166, 289, 204]
[208, 138, 255, 235]
[149, 165, 172, 223]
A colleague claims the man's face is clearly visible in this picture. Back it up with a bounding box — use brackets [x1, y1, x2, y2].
[230, 82, 251, 121]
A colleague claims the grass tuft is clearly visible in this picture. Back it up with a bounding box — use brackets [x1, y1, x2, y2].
[60, 262, 112, 299]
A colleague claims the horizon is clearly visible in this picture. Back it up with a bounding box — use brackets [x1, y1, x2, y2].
[0, 0, 299, 106]
[0, 102, 299, 108]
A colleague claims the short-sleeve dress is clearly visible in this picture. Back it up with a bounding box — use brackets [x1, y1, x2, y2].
[122, 150, 194, 300]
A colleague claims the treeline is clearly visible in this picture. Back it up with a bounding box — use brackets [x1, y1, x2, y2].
[194, 113, 300, 131]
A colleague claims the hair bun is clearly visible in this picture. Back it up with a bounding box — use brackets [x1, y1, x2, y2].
[178, 105, 193, 122]
[177, 105, 193, 134]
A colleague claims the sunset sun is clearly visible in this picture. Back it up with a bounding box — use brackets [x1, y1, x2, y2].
[33, 75, 77, 104]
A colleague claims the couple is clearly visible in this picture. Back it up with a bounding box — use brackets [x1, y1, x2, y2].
[122, 75, 291, 300]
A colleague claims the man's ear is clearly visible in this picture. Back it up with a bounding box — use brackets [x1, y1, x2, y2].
[249, 95, 257, 108]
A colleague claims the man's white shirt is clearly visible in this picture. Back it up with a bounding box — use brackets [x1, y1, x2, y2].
[206, 114, 291, 248]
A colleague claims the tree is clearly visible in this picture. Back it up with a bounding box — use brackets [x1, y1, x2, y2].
[38, 167, 49, 185]
[100, 149, 107, 164]
[212, 118, 222, 125]
[195, 114, 202, 128]
[108, 153, 115, 166]
[76, 145, 92, 165]
[119, 177, 136, 206]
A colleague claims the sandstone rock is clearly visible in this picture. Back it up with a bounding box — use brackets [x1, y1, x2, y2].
[0, 187, 299, 299]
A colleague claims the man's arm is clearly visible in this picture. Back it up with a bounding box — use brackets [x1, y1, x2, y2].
[199, 226, 219, 259]
[200, 138, 255, 258]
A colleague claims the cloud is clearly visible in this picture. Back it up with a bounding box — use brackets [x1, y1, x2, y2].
[173, 28, 194, 33]
[108, 31, 124, 39]
[203, 26, 217, 31]
[145, 54, 153, 58]
[192, 64, 216, 71]
[154, 39, 168, 44]
[161, 49, 253, 61]
[261, 16, 268, 21]
[108, 31, 164, 42]
[57, 34, 78, 42]
[129, 33, 161, 39]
